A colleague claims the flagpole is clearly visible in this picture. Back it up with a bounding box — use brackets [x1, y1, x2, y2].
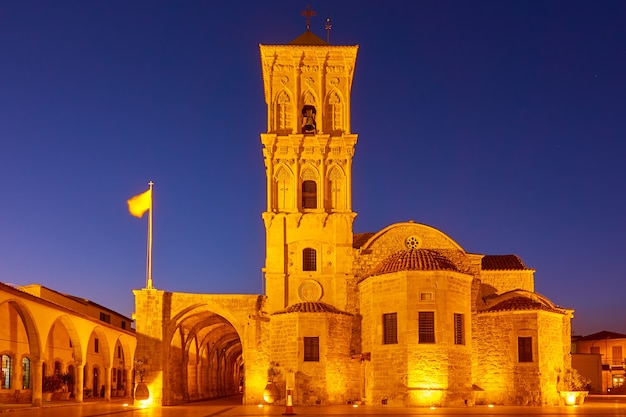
[146, 181, 154, 289]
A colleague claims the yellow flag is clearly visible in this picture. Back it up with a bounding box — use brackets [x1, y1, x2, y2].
[127, 189, 151, 218]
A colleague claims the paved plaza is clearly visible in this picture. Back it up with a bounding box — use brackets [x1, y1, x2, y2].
[1, 396, 625, 417]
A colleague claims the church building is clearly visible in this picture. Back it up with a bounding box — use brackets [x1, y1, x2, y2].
[132, 23, 573, 408]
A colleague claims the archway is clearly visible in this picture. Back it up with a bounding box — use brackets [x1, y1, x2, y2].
[167, 309, 243, 404]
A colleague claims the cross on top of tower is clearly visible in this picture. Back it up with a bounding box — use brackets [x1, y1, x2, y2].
[301, 5, 317, 31]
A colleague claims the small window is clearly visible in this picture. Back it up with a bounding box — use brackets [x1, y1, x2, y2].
[383, 313, 398, 344]
[418, 312, 435, 344]
[518, 337, 532, 362]
[121, 321, 126, 330]
[304, 337, 319, 361]
[94, 338, 99, 354]
[454, 313, 465, 345]
[1, 354, 12, 389]
[100, 312, 111, 323]
[21, 358, 30, 389]
[303, 248, 317, 271]
[53, 361, 61, 376]
[420, 292, 433, 301]
[302, 180, 317, 209]
[117, 346, 122, 358]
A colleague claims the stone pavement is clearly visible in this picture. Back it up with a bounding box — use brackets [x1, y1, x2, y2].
[1, 395, 625, 415]
[0, 397, 130, 413]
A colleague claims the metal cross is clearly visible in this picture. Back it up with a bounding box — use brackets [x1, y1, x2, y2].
[301, 5, 317, 31]
[325, 17, 332, 43]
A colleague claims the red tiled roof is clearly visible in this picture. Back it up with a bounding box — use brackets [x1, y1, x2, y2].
[273, 302, 351, 315]
[371, 249, 459, 276]
[353, 232, 375, 249]
[483, 296, 565, 314]
[482, 254, 528, 270]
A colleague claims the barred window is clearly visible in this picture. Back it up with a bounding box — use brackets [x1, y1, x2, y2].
[303, 248, 317, 271]
[304, 337, 320, 361]
[518, 337, 533, 362]
[454, 313, 465, 345]
[383, 313, 398, 344]
[418, 311, 435, 344]
[302, 180, 317, 209]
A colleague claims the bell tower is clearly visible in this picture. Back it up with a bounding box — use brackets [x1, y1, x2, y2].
[259, 26, 359, 314]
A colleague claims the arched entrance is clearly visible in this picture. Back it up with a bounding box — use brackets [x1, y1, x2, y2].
[166, 309, 243, 403]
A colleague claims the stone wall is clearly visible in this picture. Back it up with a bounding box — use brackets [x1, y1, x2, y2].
[269, 310, 360, 405]
[473, 310, 570, 405]
[359, 270, 473, 407]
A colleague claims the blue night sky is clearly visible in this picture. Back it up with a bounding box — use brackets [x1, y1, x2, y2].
[1, 1, 625, 336]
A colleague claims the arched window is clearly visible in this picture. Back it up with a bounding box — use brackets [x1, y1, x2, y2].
[301, 105, 317, 134]
[326, 91, 343, 132]
[302, 180, 317, 209]
[303, 248, 317, 271]
[274, 167, 293, 210]
[1, 354, 12, 389]
[327, 166, 345, 210]
[276, 90, 292, 131]
[54, 361, 62, 376]
[21, 357, 30, 389]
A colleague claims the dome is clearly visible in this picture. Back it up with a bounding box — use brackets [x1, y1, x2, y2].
[371, 248, 459, 276]
[273, 302, 351, 315]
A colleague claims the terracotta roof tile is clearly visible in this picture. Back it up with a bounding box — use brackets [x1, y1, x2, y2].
[273, 302, 351, 315]
[371, 249, 459, 276]
[483, 296, 565, 314]
[353, 232, 375, 249]
[482, 254, 528, 270]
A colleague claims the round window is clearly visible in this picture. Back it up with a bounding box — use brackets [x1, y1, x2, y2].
[405, 235, 420, 249]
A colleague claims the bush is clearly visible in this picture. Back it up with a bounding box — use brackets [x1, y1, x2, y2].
[559, 368, 590, 391]
[42, 375, 63, 393]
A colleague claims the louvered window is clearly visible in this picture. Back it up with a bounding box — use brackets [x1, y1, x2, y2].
[304, 337, 319, 361]
[454, 313, 465, 345]
[518, 337, 533, 362]
[302, 180, 317, 208]
[419, 312, 435, 343]
[383, 313, 398, 344]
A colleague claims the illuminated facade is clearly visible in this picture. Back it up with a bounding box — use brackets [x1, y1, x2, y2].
[132, 28, 574, 407]
[573, 331, 626, 394]
[0, 282, 135, 407]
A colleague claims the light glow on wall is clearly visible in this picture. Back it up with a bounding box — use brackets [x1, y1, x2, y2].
[407, 388, 445, 407]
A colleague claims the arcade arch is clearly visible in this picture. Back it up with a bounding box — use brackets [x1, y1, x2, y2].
[165, 308, 243, 403]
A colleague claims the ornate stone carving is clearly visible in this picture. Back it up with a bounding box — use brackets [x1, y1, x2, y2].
[298, 280, 323, 302]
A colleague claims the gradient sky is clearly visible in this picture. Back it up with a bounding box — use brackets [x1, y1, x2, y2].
[2, 1, 625, 336]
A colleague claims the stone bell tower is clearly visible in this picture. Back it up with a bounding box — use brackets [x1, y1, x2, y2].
[259, 26, 359, 314]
